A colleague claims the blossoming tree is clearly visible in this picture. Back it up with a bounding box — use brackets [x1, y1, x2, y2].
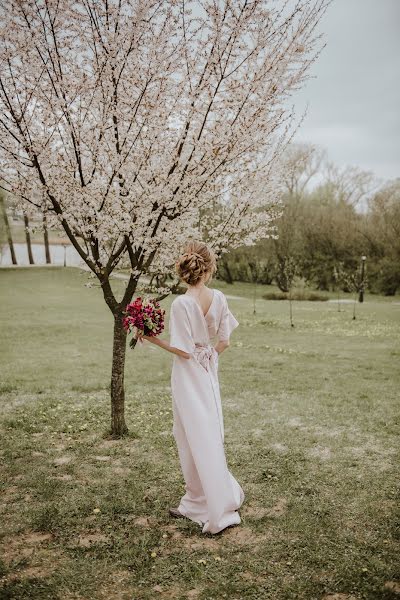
[0, 0, 329, 436]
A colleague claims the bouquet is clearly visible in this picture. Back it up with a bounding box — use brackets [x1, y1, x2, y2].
[122, 297, 165, 349]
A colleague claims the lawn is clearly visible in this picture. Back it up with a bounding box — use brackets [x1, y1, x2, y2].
[0, 267, 399, 600]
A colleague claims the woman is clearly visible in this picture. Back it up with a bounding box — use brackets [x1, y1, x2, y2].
[139, 240, 245, 534]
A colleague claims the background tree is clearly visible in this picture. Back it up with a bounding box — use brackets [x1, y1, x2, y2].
[282, 256, 298, 327]
[0, 189, 17, 265]
[215, 143, 397, 301]
[342, 262, 368, 320]
[22, 209, 34, 264]
[217, 241, 276, 285]
[281, 142, 325, 197]
[42, 205, 51, 264]
[0, 190, 6, 262]
[0, 0, 329, 436]
[333, 261, 346, 311]
[324, 162, 376, 209]
[361, 179, 400, 295]
[300, 184, 366, 290]
[218, 143, 324, 288]
[271, 143, 323, 291]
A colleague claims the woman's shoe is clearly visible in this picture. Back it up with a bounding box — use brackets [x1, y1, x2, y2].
[214, 522, 238, 534]
[169, 507, 185, 519]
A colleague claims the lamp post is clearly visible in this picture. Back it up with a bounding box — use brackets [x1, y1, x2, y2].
[358, 255, 366, 303]
[63, 244, 67, 267]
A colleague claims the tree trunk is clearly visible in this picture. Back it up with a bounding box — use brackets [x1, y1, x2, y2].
[0, 196, 17, 265]
[23, 212, 34, 264]
[110, 311, 129, 437]
[42, 210, 51, 264]
[275, 273, 289, 293]
[221, 258, 233, 284]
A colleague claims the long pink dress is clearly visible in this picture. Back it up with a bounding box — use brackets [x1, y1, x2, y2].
[169, 288, 245, 534]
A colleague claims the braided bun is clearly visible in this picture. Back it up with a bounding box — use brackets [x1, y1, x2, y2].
[176, 240, 217, 286]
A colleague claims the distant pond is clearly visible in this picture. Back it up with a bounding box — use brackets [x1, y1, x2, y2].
[0, 243, 83, 267]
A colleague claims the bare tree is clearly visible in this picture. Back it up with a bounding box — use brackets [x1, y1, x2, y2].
[281, 142, 325, 196]
[272, 143, 324, 289]
[324, 162, 376, 209]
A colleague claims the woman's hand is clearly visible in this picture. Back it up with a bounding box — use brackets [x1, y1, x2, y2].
[137, 333, 153, 344]
[212, 346, 220, 367]
[214, 339, 230, 354]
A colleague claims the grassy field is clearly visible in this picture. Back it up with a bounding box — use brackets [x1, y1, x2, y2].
[0, 267, 399, 600]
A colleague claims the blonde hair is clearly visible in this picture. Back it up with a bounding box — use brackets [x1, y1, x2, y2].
[176, 240, 217, 286]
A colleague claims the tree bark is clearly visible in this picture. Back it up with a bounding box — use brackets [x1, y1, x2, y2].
[23, 211, 34, 264]
[110, 310, 129, 437]
[275, 273, 289, 293]
[42, 210, 51, 264]
[221, 257, 233, 284]
[0, 195, 17, 265]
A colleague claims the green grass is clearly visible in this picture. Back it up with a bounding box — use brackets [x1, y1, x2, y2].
[0, 267, 399, 600]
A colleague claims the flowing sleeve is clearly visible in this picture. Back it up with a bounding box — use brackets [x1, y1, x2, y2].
[169, 298, 195, 354]
[217, 293, 239, 342]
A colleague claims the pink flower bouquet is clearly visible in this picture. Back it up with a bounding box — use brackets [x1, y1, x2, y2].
[122, 297, 165, 349]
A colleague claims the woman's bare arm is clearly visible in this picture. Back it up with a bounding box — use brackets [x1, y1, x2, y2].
[139, 335, 230, 358]
[139, 335, 191, 359]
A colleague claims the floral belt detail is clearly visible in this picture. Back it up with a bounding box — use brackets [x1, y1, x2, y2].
[192, 343, 218, 372]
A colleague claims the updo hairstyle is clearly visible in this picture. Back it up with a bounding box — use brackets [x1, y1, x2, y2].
[176, 240, 217, 286]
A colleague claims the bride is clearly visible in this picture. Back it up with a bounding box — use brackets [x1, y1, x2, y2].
[139, 240, 244, 534]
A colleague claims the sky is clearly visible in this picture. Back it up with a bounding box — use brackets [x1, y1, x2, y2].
[293, 0, 400, 182]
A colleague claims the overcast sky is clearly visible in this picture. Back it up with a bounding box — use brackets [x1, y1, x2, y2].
[293, 0, 400, 182]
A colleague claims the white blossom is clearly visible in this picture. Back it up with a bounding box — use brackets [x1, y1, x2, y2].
[0, 0, 329, 298]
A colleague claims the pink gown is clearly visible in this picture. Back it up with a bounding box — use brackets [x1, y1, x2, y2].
[169, 288, 245, 534]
